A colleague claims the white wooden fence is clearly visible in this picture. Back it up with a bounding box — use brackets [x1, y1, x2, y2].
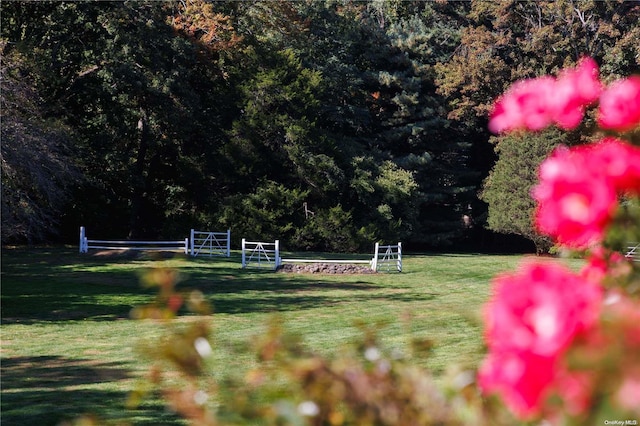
[79, 227, 189, 254]
[190, 229, 231, 257]
[371, 242, 402, 272]
[241, 239, 281, 270]
[626, 242, 640, 262]
[79, 225, 402, 272]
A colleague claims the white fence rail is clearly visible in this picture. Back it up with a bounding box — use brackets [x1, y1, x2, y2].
[282, 258, 372, 264]
[280, 242, 402, 272]
[372, 242, 402, 272]
[241, 239, 281, 270]
[281, 257, 372, 269]
[626, 242, 640, 262]
[79, 227, 189, 254]
[190, 229, 231, 257]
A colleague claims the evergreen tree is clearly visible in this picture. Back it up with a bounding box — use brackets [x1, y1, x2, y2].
[4, 0, 635, 250]
[480, 129, 571, 254]
[374, 6, 478, 246]
[2, 1, 240, 238]
[435, 0, 640, 247]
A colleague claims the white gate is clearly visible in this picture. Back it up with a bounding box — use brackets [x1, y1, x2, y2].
[372, 242, 402, 272]
[190, 229, 231, 257]
[241, 239, 281, 270]
[626, 242, 640, 262]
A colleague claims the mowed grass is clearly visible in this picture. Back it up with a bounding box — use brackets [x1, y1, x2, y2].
[0, 247, 582, 425]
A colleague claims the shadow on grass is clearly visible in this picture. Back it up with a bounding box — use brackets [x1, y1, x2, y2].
[2, 247, 160, 323]
[195, 278, 438, 315]
[0, 278, 151, 324]
[0, 355, 183, 426]
[2, 247, 438, 320]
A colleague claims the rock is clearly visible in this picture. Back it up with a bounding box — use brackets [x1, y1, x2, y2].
[277, 263, 376, 274]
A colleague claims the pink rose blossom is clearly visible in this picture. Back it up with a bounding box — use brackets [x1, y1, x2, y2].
[484, 58, 640, 423]
[489, 58, 601, 133]
[598, 76, 640, 131]
[616, 371, 640, 412]
[533, 138, 640, 248]
[552, 57, 602, 129]
[489, 77, 556, 133]
[580, 246, 628, 285]
[478, 350, 557, 418]
[553, 369, 594, 415]
[568, 57, 603, 104]
[534, 146, 617, 248]
[485, 262, 603, 356]
[480, 261, 603, 418]
[584, 137, 640, 193]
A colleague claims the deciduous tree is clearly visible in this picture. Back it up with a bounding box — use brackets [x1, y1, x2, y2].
[0, 43, 81, 243]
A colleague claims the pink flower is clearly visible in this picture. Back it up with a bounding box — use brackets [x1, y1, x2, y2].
[568, 57, 603, 104]
[580, 246, 628, 285]
[484, 61, 640, 423]
[489, 58, 601, 133]
[489, 77, 556, 133]
[553, 369, 594, 416]
[584, 137, 640, 194]
[479, 350, 557, 418]
[606, 293, 640, 348]
[485, 262, 603, 356]
[534, 146, 617, 249]
[616, 371, 640, 412]
[598, 76, 640, 131]
[480, 261, 603, 418]
[533, 138, 640, 248]
[552, 57, 602, 129]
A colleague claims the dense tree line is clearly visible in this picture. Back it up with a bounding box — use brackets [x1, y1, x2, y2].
[2, 0, 638, 251]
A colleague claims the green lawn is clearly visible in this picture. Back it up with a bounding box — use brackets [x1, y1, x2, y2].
[1, 247, 576, 425]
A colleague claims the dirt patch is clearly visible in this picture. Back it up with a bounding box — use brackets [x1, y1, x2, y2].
[90, 250, 181, 260]
[277, 263, 376, 274]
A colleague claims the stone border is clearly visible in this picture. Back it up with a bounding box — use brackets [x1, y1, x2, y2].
[277, 263, 377, 274]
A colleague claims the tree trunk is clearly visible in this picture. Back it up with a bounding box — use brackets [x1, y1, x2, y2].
[128, 107, 149, 239]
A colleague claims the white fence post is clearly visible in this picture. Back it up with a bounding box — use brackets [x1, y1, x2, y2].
[372, 242, 379, 271]
[184, 238, 189, 254]
[190, 229, 195, 256]
[226, 229, 231, 257]
[397, 242, 402, 272]
[79, 226, 87, 253]
[275, 240, 281, 269]
[241, 238, 246, 268]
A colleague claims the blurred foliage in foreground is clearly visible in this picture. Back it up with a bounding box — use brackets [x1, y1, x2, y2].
[60, 267, 514, 426]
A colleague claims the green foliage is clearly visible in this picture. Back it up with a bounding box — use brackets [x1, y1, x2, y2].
[436, 0, 640, 124]
[480, 128, 570, 253]
[604, 197, 640, 255]
[2, 0, 636, 249]
[433, 0, 640, 247]
[0, 42, 82, 244]
[294, 205, 362, 252]
[2, 1, 238, 239]
[219, 181, 309, 246]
